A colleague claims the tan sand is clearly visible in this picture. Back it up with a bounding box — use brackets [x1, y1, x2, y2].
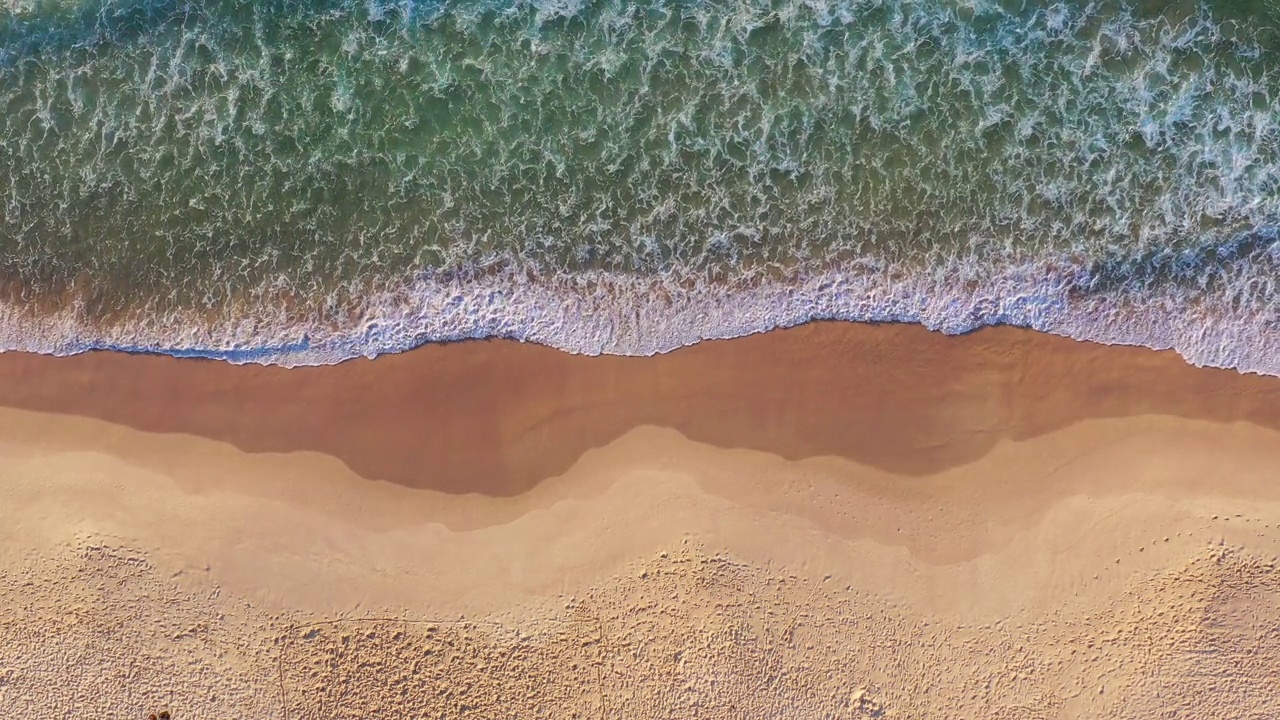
[0, 322, 1278, 719]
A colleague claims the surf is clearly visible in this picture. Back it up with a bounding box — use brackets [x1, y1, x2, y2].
[0, 0, 1276, 370]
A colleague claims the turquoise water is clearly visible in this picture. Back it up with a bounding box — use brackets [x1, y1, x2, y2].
[0, 0, 1278, 368]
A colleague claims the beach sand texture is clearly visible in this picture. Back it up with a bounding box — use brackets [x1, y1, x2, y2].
[2, 322, 1279, 719]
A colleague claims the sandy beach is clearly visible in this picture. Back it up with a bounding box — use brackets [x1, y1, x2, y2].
[2, 322, 1279, 719]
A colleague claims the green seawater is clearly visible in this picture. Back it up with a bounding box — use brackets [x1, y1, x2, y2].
[0, 0, 1278, 320]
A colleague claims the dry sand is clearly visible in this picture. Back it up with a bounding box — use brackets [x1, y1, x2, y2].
[0, 322, 1278, 719]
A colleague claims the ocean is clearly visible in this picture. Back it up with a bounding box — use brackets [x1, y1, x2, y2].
[1, 0, 1278, 369]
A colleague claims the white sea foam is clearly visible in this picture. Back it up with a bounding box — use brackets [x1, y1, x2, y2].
[0, 253, 1276, 376]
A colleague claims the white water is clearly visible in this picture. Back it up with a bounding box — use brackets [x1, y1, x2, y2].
[1, 249, 1276, 374]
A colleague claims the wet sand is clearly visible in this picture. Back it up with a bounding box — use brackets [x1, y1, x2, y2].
[3, 322, 1280, 493]
[1, 322, 1279, 719]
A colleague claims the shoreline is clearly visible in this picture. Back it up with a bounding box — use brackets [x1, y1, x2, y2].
[2, 253, 1280, 376]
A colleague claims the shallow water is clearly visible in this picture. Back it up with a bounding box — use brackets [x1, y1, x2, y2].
[0, 0, 1278, 369]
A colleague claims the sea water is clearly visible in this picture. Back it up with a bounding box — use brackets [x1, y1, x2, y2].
[0, 0, 1278, 369]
